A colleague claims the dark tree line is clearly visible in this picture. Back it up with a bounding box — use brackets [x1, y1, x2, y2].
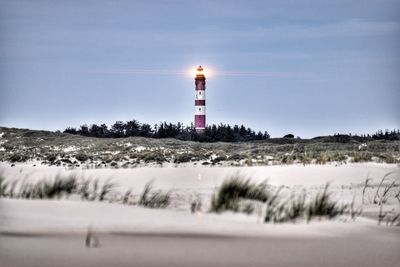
[330, 129, 400, 142]
[64, 120, 399, 143]
[365, 129, 400, 141]
[64, 120, 271, 142]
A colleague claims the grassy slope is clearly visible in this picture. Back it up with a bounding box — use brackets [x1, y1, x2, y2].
[0, 126, 399, 167]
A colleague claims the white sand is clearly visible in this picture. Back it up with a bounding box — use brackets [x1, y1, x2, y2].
[0, 198, 394, 237]
[1, 163, 399, 267]
[1, 198, 400, 267]
[1, 162, 399, 211]
[0, 162, 399, 232]
[2, 162, 399, 191]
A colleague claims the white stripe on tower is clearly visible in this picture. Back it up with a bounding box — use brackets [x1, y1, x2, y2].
[196, 89, 205, 100]
[195, 105, 206, 115]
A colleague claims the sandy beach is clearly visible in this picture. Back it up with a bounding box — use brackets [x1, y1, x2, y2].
[1, 197, 400, 267]
[2, 161, 398, 189]
[1, 162, 399, 266]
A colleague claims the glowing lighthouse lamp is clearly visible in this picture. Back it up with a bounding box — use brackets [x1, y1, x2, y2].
[194, 66, 206, 133]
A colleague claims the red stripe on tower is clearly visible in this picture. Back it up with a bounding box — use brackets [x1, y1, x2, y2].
[194, 65, 206, 133]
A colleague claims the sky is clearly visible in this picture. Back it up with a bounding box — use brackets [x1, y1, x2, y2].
[0, 0, 399, 138]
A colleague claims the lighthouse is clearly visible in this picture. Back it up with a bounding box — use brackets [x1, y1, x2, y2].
[194, 65, 206, 133]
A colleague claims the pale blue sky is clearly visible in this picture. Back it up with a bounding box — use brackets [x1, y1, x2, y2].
[0, 0, 399, 137]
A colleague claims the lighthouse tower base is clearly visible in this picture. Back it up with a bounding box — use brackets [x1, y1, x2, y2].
[195, 128, 205, 134]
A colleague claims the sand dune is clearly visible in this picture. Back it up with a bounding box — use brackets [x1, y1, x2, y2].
[1, 198, 400, 267]
[1, 163, 399, 267]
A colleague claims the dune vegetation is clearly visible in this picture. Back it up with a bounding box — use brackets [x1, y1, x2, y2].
[0, 127, 399, 168]
[1, 172, 399, 226]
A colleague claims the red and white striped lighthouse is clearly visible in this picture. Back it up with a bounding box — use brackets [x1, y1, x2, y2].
[194, 65, 206, 133]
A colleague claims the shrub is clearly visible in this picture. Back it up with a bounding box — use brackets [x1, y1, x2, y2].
[264, 186, 284, 222]
[264, 185, 348, 223]
[300, 155, 312, 165]
[286, 191, 307, 221]
[190, 196, 203, 213]
[13, 175, 79, 199]
[75, 152, 89, 162]
[283, 134, 294, 138]
[78, 179, 91, 200]
[143, 152, 166, 163]
[280, 154, 294, 164]
[139, 180, 171, 208]
[122, 188, 133, 204]
[9, 153, 28, 162]
[89, 179, 99, 201]
[174, 153, 193, 163]
[229, 153, 246, 161]
[46, 154, 57, 163]
[351, 152, 372, 163]
[241, 202, 255, 214]
[377, 153, 398, 164]
[99, 179, 116, 201]
[37, 175, 77, 199]
[306, 183, 347, 222]
[0, 176, 8, 197]
[210, 174, 269, 213]
[315, 152, 328, 164]
[331, 153, 347, 162]
[61, 158, 72, 164]
[212, 155, 227, 164]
